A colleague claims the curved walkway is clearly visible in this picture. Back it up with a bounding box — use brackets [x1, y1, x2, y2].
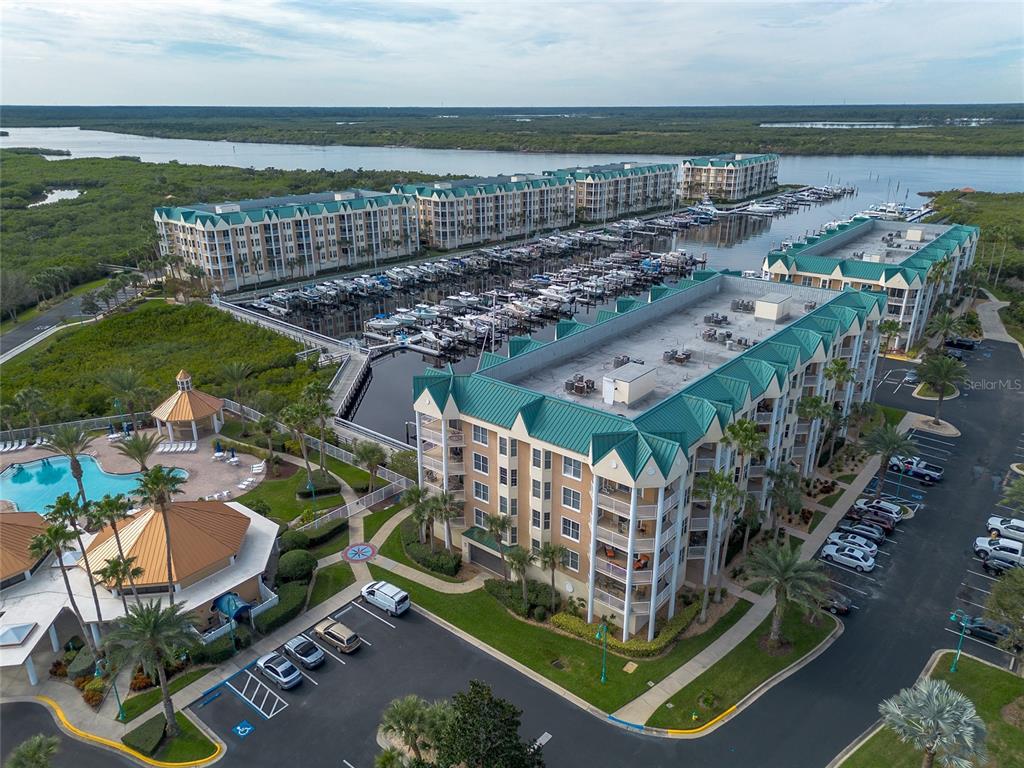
[978, 289, 1022, 352]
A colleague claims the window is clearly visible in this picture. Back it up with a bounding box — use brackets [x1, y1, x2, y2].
[508, 527, 518, 545]
[532, 479, 541, 499]
[544, 510, 551, 530]
[562, 549, 580, 572]
[510, 439, 518, 457]
[499, 437, 508, 456]
[499, 496, 508, 515]
[473, 481, 490, 503]
[532, 539, 542, 555]
[472, 425, 489, 445]
[510, 469, 518, 487]
[562, 456, 582, 480]
[544, 451, 552, 470]
[499, 467, 508, 486]
[509, 498, 518, 517]
[474, 508, 486, 527]
[562, 487, 581, 511]
[561, 517, 581, 542]
[532, 448, 542, 468]
[532, 509, 541, 528]
[544, 481, 551, 500]
[473, 453, 489, 474]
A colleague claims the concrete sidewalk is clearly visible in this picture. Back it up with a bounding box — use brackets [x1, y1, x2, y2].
[977, 289, 1021, 352]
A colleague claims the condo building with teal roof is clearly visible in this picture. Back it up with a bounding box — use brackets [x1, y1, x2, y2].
[412, 270, 886, 640]
[545, 162, 678, 222]
[680, 153, 780, 201]
[762, 217, 978, 351]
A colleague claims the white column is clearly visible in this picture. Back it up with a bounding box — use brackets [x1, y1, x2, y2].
[89, 622, 101, 648]
[24, 656, 38, 686]
[647, 486, 666, 642]
[415, 413, 424, 488]
[48, 624, 60, 653]
[586, 475, 599, 624]
[191, 420, 199, 442]
[440, 419, 449, 493]
[668, 475, 686, 618]
[167, 422, 176, 443]
[621, 486, 639, 642]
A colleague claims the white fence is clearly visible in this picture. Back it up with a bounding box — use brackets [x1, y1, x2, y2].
[195, 621, 236, 646]
[295, 481, 406, 533]
[0, 412, 153, 444]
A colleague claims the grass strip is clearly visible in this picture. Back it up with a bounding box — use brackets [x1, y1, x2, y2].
[154, 713, 218, 762]
[120, 667, 212, 722]
[308, 562, 356, 609]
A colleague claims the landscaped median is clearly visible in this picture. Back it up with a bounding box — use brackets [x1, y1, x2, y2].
[367, 564, 751, 713]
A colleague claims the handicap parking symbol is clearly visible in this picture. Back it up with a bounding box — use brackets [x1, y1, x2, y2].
[233, 720, 255, 739]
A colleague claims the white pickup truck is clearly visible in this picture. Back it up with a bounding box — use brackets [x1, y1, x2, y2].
[889, 455, 944, 482]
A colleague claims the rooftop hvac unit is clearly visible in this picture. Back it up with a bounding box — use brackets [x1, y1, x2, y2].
[613, 355, 631, 369]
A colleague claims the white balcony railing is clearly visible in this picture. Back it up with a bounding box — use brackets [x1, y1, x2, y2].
[755, 411, 773, 424]
[689, 516, 710, 532]
[688, 545, 707, 558]
[594, 588, 625, 612]
[695, 457, 715, 471]
[594, 554, 653, 585]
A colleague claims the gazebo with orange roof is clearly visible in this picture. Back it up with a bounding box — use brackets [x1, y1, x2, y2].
[151, 370, 225, 443]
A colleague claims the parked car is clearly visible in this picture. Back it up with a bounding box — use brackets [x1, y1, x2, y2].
[826, 532, 878, 557]
[902, 369, 920, 385]
[987, 516, 1024, 544]
[283, 635, 325, 669]
[962, 617, 1013, 646]
[845, 508, 896, 533]
[836, 521, 887, 544]
[822, 544, 877, 572]
[889, 456, 944, 482]
[312, 619, 362, 653]
[943, 348, 965, 361]
[822, 590, 853, 615]
[945, 337, 978, 351]
[854, 498, 903, 525]
[256, 653, 303, 690]
[974, 536, 1024, 564]
[361, 581, 411, 616]
[981, 552, 1022, 576]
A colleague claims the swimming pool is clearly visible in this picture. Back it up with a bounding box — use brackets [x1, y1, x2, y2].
[0, 456, 187, 512]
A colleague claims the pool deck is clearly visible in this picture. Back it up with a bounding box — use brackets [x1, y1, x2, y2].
[0, 429, 265, 510]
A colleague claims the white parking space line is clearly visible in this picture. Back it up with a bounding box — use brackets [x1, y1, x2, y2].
[875, 550, 892, 557]
[961, 581, 992, 595]
[535, 732, 553, 748]
[360, 637, 373, 647]
[909, 433, 957, 448]
[966, 569, 999, 582]
[957, 596, 988, 611]
[942, 628, 1014, 656]
[343, 760, 357, 768]
[351, 601, 397, 628]
[828, 579, 870, 597]
[305, 637, 347, 665]
[819, 559, 880, 580]
[225, 669, 289, 719]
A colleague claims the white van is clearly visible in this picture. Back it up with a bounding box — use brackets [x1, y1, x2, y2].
[361, 581, 410, 616]
[974, 536, 1024, 564]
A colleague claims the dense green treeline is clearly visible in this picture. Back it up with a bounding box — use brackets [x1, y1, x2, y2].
[0, 302, 332, 427]
[3, 104, 1022, 156]
[0, 150, 439, 311]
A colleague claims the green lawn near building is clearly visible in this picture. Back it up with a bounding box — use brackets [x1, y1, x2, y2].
[236, 469, 343, 523]
[308, 563, 357, 609]
[362, 503, 407, 542]
[121, 667, 213, 722]
[153, 713, 218, 762]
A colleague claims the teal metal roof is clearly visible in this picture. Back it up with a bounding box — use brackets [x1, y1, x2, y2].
[684, 153, 779, 168]
[155, 191, 414, 227]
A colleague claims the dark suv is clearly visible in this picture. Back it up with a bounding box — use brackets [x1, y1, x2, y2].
[982, 552, 1021, 577]
[944, 337, 978, 351]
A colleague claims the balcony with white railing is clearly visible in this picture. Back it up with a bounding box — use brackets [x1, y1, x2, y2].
[695, 457, 716, 471]
[755, 411, 774, 425]
[421, 419, 465, 447]
[688, 545, 707, 558]
[594, 551, 653, 585]
[748, 462, 767, 478]
[594, 587, 625, 612]
[597, 488, 678, 521]
[424, 479, 465, 501]
[594, 518, 657, 551]
[689, 516, 710, 532]
[796, 422, 811, 435]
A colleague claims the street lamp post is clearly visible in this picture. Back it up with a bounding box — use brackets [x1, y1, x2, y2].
[96, 659, 127, 722]
[307, 480, 318, 522]
[594, 622, 608, 684]
[949, 609, 970, 672]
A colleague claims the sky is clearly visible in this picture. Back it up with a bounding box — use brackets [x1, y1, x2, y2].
[2, 0, 1022, 106]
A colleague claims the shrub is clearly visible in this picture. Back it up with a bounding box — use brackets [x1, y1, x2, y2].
[67, 647, 96, 679]
[253, 583, 307, 634]
[62, 649, 79, 665]
[388, 450, 419, 480]
[49, 660, 68, 678]
[73, 675, 91, 691]
[306, 519, 347, 547]
[550, 600, 701, 658]
[296, 478, 341, 498]
[279, 530, 310, 554]
[532, 605, 548, 622]
[82, 677, 106, 707]
[122, 713, 166, 756]
[484, 578, 558, 618]
[248, 499, 272, 517]
[130, 672, 154, 692]
[277, 549, 316, 584]
[192, 625, 252, 664]
[349, 480, 370, 494]
[64, 635, 84, 652]
[398, 519, 461, 576]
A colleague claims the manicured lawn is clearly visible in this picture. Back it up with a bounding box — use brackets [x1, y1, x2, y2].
[154, 713, 218, 762]
[121, 667, 213, 722]
[309, 527, 349, 560]
[363, 503, 407, 543]
[368, 564, 750, 713]
[236, 469, 343, 523]
[841, 654, 1024, 768]
[820, 490, 844, 508]
[837, 474, 858, 484]
[808, 509, 827, 533]
[647, 609, 834, 728]
[308, 563, 357, 608]
[378, 520, 462, 583]
[879, 405, 906, 427]
[918, 382, 957, 398]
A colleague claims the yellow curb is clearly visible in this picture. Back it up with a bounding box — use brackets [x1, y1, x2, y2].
[35, 695, 223, 767]
[662, 705, 737, 734]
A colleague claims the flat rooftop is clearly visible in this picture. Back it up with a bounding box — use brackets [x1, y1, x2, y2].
[814, 220, 953, 266]
[189, 189, 388, 213]
[500, 282, 822, 417]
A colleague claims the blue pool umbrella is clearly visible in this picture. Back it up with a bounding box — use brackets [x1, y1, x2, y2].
[230, 447, 236, 459]
[215, 440, 223, 453]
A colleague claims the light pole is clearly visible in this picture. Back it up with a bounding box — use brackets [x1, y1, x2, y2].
[97, 659, 127, 722]
[594, 622, 608, 684]
[949, 609, 970, 672]
[307, 479, 318, 522]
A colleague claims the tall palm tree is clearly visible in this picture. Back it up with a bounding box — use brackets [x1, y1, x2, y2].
[304, 379, 333, 473]
[96, 556, 144, 614]
[41, 425, 95, 504]
[925, 312, 964, 346]
[379, 694, 430, 762]
[824, 358, 854, 412]
[102, 368, 151, 432]
[354, 439, 387, 492]
[431, 491, 462, 552]
[695, 469, 742, 618]
[722, 418, 766, 554]
[14, 387, 47, 436]
[30, 525, 98, 656]
[220, 361, 254, 435]
[115, 432, 163, 472]
[797, 395, 832, 475]
[863, 424, 917, 501]
[484, 513, 510, 581]
[847, 400, 879, 442]
[91, 494, 140, 601]
[5, 734, 60, 768]
[506, 545, 536, 607]
[878, 678, 986, 768]
[767, 466, 803, 539]
[281, 403, 317, 484]
[135, 467, 186, 604]
[103, 601, 198, 739]
[257, 414, 278, 476]
[999, 476, 1024, 514]
[45, 494, 104, 624]
[538, 542, 567, 615]
[918, 354, 968, 426]
[402, 486, 430, 543]
[374, 747, 408, 768]
[879, 319, 902, 355]
[745, 541, 829, 646]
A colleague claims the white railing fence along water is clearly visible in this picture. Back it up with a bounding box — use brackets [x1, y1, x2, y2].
[0, 412, 154, 444]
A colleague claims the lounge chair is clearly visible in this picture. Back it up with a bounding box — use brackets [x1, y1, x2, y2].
[189, 442, 197, 452]
[251, 462, 266, 474]
[226, 456, 240, 466]
[33, 437, 44, 447]
[15, 440, 26, 451]
[0, 443, 11, 453]
[157, 443, 168, 454]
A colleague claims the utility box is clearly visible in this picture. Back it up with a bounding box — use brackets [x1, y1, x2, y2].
[603, 362, 656, 407]
[755, 293, 792, 323]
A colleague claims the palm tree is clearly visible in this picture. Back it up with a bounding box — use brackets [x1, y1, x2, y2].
[722, 418, 766, 554]
[135, 467, 186, 604]
[115, 432, 163, 472]
[999, 476, 1024, 514]
[538, 542, 567, 614]
[220, 361, 253, 434]
[281, 403, 317, 484]
[46, 493, 104, 624]
[103, 601, 198, 739]
[797, 395, 833, 475]
[41, 425, 95, 504]
[847, 400, 879, 442]
[379, 694, 430, 762]
[257, 414, 278, 476]
[5, 734, 60, 768]
[91, 493, 140, 601]
[506, 545, 536, 607]
[925, 312, 964, 346]
[695, 469, 742, 618]
[30, 524, 98, 656]
[918, 354, 968, 426]
[863, 424, 917, 501]
[96, 556, 144, 613]
[879, 319, 902, 355]
[14, 387, 47, 436]
[745, 541, 829, 646]
[374, 747, 408, 768]
[767, 466, 803, 539]
[823, 358, 854, 424]
[353, 439, 387, 492]
[304, 379, 334, 473]
[402, 486, 430, 543]
[102, 367, 151, 432]
[484, 513, 510, 581]
[431, 491, 462, 553]
[878, 678, 986, 768]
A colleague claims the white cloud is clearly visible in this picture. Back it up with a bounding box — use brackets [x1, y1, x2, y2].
[1, 0, 1021, 104]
